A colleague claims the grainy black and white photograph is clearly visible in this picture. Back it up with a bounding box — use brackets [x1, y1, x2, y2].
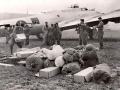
[0, 0, 120, 90]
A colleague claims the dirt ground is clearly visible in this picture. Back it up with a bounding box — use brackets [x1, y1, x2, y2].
[0, 37, 120, 90]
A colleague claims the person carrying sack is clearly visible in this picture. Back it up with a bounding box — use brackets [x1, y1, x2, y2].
[9, 24, 25, 55]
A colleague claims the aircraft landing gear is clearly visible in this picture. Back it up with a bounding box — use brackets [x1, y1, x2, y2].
[36, 34, 43, 40]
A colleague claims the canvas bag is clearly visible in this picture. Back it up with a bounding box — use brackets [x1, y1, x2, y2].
[93, 63, 111, 83]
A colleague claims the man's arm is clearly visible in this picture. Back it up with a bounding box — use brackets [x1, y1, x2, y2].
[96, 22, 104, 28]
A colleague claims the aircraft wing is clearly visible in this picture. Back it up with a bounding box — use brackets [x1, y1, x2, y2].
[60, 10, 120, 30]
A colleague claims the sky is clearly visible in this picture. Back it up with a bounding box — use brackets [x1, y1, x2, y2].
[0, 0, 119, 14]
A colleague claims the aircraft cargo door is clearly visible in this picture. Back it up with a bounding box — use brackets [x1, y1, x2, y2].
[30, 18, 40, 24]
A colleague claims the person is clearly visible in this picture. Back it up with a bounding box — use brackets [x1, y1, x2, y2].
[53, 23, 62, 45]
[4, 26, 11, 44]
[95, 17, 104, 49]
[76, 19, 90, 46]
[42, 22, 49, 45]
[23, 24, 30, 45]
[47, 24, 55, 45]
[9, 24, 24, 55]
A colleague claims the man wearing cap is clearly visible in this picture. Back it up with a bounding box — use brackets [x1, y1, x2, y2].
[96, 17, 104, 49]
[42, 21, 49, 45]
[23, 24, 30, 45]
[77, 19, 90, 46]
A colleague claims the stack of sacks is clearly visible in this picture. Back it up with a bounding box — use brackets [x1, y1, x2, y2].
[81, 44, 99, 67]
[41, 45, 64, 68]
[63, 48, 84, 65]
[62, 48, 84, 75]
[74, 45, 86, 58]
[93, 63, 111, 84]
[26, 52, 45, 71]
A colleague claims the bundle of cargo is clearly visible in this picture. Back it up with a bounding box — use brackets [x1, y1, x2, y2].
[81, 44, 99, 67]
[35, 67, 60, 78]
[41, 45, 64, 60]
[26, 53, 44, 71]
[63, 48, 84, 65]
[55, 56, 65, 67]
[61, 48, 84, 75]
[93, 63, 111, 84]
[74, 67, 93, 83]
[15, 33, 26, 42]
[14, 47, 41, 58]
[62, 62, 81, 75]
[44, 59, 55, 68]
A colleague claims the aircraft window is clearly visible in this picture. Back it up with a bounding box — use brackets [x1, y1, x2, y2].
[31, 18, 40, 24]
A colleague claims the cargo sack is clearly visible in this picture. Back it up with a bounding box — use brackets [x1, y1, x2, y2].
[55, 56, 65, 67]
[44, 59, 55, 68]
[81, 50, 99, 67]
[63, 48, 83, 65]
[62, 62, 81, 75]
[93, 63, 111, 84]
[26, 54, 44, 71]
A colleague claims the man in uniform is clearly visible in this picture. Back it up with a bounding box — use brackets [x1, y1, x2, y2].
[9, 24, 24, 55]
[95, 17, 104, 49]
[42, 21, 49, 45]
[77, 19, 90, 46]
[53, 23, 62, 45]
[23, 24, 30, 45]
[47, 24, 55, 45]
[5, 26, 10, 44]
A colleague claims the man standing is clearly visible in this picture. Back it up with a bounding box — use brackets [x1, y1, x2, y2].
[47, 24, 55, 45]
[5, 26, 10, 44]
[95, 17, 104, 49]
[77, 19, 90, 46]
[53, 23, 62, 45]
[42, 22, 49, 45]
[24, 24, 30, 45]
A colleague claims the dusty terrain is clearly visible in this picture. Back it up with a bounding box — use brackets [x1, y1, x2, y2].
[0, 34, 120, 90]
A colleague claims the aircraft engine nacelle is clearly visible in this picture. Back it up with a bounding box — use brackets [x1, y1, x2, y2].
[29, 24, 43, 35]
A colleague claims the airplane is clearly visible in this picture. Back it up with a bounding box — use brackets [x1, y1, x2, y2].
[0, 4, 102, 39]
[0, 4, 120, 40]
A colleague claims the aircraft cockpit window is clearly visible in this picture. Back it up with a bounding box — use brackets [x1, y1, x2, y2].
[31, 18, 40, 24]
